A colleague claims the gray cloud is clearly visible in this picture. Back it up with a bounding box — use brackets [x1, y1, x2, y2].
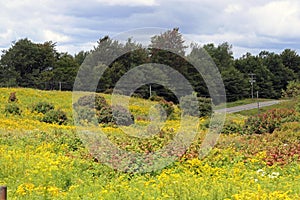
[0, 0, 299, 57]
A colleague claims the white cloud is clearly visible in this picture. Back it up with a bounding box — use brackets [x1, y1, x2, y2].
[224, 4, 242, 14]
[95, 0, 158, 6]
[43, 30, 70, 43]
[248, 1, 300, 37]
[0, 0, 299, 57]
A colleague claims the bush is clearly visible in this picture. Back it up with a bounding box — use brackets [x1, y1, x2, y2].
[157, 99, 174, 118]
[282, 80, 300, 98]
[42, 109, 68, 125]
[221, 121, 242, 134]
[103, 88, 123, 95]
[149, 95, 165, 102]
[75, 107, 97, 125]
[96, 105, 134, 126]
[5, 104, 21, 115]
[96, 106, 113, 124]
[243, 108, 298, 134]
[180, 95, 212, 117]
[112, 105, 134, 126]
[32, 102, 54, 114]
[76, 94, 109, 110]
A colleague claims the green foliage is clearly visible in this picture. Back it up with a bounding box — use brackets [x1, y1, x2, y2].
[74, 106, 97, 125]
[96, 105, 134, 126]
[76, 94, 108, 110]
[96, 106, 113, 124]
[243, 108, 298, 134]
[150, 95, 175, 118]
[180, 95, 212, 117]
[0, 38, 57, 87]
[221, 121, 242, 134]
[112, 105, 134, 126]
[32, 102, 54, 114]
[42, 109, 68, 125]
[282, 80, 300, 98]
[4, 103, 21, 115]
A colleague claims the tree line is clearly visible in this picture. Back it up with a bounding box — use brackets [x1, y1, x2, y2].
[1, 28, 299, 102]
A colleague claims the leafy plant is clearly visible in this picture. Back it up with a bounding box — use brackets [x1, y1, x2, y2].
[42, 109, 68, 125]
[32, 102, 54, 114]
[112, 105, 134, 126]
[243, 108, 298, 134]
[5, 103, 21, 115]
[75, 94, 108, 110]
[180, 95, 212, 117]
[282, 80, 300, 98]
[96, 105, 134, 126]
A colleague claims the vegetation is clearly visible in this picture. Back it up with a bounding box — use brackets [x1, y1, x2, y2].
[1, 28, 300, 102]
[0, 88, 300, 199]
[32, 102, 55, 114]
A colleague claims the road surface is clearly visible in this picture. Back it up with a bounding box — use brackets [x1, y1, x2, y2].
[215, 100, 282, 114]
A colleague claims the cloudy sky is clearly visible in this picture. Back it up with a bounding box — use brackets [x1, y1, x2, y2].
[1, 0, 300, 58]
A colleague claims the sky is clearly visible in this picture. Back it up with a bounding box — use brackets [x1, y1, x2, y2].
[0, 0, 300, 58]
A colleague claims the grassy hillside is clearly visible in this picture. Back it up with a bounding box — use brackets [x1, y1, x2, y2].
[0, 88, 300, 199]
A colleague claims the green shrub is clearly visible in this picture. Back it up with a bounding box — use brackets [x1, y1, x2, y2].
[42, 109, 68, 125]
[112, 105, 134, 126]
[243, 108, 298, 134]
[5, 103, 21, 115]
[96, 106, 113, 124]
[74, 107, 97, 125]
[180, 95, 212, 117]
[76, 94, 109, 110]
[282, 80, 300, 98]
[221, 121, 242, 134]
[149, 95, 165, 102]
[32, 102, 54, 114]
[96, 105, 134, 126]
[157, 99, 174, 118]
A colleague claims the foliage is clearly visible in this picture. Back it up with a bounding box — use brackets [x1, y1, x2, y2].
[32, 102, 55, 114]
[150, 95, 175, 118]
[42, 109, 68, 125]
[4, 103, 21, 115]
[111, 105, 135, 126]
[282, 80, 300, 98]
[96, 105, 134, 126]
[1, 88, 300, 199]
[243, 108, 298, 134]
[180, 95, 212, 117]
[75, 94, 108, 110]
[1, 29, 300, 101]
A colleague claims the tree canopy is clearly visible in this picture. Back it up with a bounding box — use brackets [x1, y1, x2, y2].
[1, 29, 300, 102]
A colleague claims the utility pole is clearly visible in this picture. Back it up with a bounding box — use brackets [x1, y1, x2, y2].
[257, 91, 260, 115]
[248, 73, 256, 99]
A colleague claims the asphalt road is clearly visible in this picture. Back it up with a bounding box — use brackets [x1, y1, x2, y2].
[215, 100, 282, 114]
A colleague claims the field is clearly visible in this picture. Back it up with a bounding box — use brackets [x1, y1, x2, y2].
[0, 88, 300, 199]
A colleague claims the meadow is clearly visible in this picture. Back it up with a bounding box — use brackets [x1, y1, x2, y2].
[0, 88, 300, 199]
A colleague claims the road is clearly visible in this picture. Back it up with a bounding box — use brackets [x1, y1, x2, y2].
[215, 100, 282, 114]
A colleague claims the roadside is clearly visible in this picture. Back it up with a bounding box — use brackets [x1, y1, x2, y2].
[215, 100, 282, 113]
